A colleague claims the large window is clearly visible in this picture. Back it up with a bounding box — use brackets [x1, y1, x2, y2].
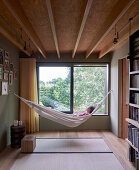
[39, 64, 109, 115]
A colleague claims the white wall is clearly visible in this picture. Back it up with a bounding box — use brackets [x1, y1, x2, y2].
[110, 42, 129, 136]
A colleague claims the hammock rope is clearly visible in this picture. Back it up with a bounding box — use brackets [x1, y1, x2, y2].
[11, 90, 112, 127]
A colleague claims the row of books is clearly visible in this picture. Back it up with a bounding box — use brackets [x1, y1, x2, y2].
[133, 60, 139, 71]
[127, 124, 138, 149]
[131, 93, 139, 105]
[129, 106, 139, 121]
[128, 145, 139, 166]
[131, 75, 139, 88]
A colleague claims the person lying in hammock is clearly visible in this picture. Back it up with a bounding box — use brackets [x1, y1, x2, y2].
[77, 105, 96, 116]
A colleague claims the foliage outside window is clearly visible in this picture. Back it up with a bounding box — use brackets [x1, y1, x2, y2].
[39, 65, 108, 115]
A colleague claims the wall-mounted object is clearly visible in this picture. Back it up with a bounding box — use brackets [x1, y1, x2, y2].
[5, 51, 9, 59]
[10, 63, 14, 72]
[9, 73, 13, 85]
[0, 48, 4, 65]
[3, 72, 8, 81]
[0, 67, 3, 79]
[4, 58, 9, 71]
[1, 81, 8, 95]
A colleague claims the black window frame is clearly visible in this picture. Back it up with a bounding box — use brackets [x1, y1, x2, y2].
[37, 62, 110, 116]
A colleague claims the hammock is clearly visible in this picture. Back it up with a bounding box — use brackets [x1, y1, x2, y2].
[13, 91, 111, 128]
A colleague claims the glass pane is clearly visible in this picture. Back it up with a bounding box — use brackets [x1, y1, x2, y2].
[39, 67, 70, 111]
[74, 67, 106, 114]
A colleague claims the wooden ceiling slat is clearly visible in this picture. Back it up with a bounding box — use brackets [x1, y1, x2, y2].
[85, 0, 136, 59]
[46, 0, 60, 59]
[72, 0, 93, 59]
[2, 0, 46, 58]
[0, 23, 30, 56]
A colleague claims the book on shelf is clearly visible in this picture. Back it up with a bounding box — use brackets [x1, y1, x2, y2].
[131, 75, 139, 88]
[128, 145, 136, 163]
[133, 60, 139, 71]
[133, 54, 139, 59]
[129, 106, 139, 121]
[134, 37, 139, 43]
[127, 124, 139, 149]
[130, 93, 139, 105]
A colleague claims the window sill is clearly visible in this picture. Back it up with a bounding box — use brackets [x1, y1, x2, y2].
[92, 112, 108, 116]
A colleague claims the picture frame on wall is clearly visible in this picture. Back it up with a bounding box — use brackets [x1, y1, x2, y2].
[5, 51, 9, 59]
[4, 58, 9, 71]
[2, 81, 8, 95]
[0, 48, 4, 65]
[9, 73, 13, 85]
[0, 67, 3, 80]
[3, 72, 8, 81]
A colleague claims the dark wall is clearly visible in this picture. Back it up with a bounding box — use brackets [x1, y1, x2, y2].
[37, 52, 112, 64]
[0, 37, 19, 152]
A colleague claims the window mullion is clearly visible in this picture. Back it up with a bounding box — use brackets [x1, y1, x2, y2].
[70, 67, 74, 113]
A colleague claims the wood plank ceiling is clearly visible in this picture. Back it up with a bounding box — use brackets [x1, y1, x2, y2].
[0, 0, 139, 59]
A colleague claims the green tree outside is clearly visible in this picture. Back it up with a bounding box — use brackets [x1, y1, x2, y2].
[39, 67, 106, 113]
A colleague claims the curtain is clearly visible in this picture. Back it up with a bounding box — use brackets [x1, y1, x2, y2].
[20, 58, 39, 133]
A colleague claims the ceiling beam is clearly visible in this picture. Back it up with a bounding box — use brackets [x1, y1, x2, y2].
[46, 0, 60, 59]
[2, 0, 46, 58]
[72, 0, 93, 59]
[0, 24, 30, 56]
[85, 0, 136, 59]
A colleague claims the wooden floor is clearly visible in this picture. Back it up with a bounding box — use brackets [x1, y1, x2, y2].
[0, 130, 135, 170]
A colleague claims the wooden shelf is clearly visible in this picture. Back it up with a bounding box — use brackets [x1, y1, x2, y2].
[129, 103, 139, 108]
[125, 118, 139, 128]
[130, 71, 139, 75]
[126, 138, 139, 153]
[129, 88, 139, 91]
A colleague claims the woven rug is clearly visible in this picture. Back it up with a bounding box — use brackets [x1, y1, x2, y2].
[11, 153, 124, 170]
[11, 138, 124, 170]
[33, 138, 112, 153]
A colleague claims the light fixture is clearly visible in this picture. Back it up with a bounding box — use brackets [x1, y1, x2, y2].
[113, 25, 119, 44]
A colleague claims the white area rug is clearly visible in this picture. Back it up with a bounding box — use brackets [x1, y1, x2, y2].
[11, 153, 124, 170]
[33, 138, 112, 153]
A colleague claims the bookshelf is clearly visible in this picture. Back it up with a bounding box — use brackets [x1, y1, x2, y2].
[126, 118, 139, 128]
[129, 88, 139, 91]
[129, 103, 139, 109]
[126, 138, 138, 153]
[130, 71, 139, 75]
[127, 30, 139, 167]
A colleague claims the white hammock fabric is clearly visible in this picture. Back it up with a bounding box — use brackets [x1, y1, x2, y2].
[14, 91, 111, 128]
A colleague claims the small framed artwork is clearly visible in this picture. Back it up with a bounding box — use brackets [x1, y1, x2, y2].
[2, 81, 8, 95]
[5, 51, 9, 59]
[9, 73, 13, 85]
[4, 58, 9, 71]
[0, 48, 4, 65]
[3, 72, 8, 81]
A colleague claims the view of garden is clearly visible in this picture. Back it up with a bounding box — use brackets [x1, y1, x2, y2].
[39, 66, 107, 114]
